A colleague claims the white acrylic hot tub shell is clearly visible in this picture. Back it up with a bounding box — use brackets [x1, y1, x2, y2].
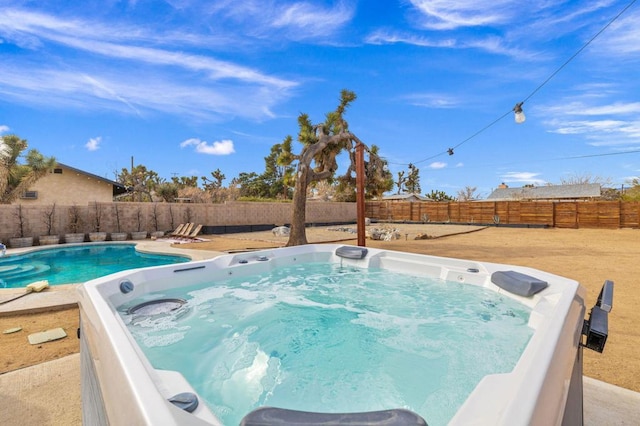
[77, 244, 586, 426]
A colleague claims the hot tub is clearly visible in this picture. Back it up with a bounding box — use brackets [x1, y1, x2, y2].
[77, 244, 588, 425]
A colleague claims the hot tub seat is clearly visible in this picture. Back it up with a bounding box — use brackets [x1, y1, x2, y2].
[240, 407, 427, 426]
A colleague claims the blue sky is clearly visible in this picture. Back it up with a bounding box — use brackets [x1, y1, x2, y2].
[1, 0, 639, 198]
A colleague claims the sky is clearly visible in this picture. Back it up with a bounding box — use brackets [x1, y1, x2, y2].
[1, 0, 640, 199]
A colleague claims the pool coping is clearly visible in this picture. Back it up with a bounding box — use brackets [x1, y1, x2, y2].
[0, 240, 224, 316]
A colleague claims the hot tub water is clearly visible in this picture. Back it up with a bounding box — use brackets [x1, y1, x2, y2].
[118, 262, 533, 426]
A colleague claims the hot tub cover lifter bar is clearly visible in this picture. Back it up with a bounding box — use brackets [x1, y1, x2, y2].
[582, 280, 614, 353]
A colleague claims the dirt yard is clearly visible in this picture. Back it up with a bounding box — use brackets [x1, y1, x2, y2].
[1, 225, 639, 393]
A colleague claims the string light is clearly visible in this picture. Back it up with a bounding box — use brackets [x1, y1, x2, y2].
[513, 102, 525, 124]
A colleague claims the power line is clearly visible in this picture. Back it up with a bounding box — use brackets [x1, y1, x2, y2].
[395, 0, 637, 168]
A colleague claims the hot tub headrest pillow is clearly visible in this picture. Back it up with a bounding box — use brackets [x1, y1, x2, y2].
[491, 270, 548, 297]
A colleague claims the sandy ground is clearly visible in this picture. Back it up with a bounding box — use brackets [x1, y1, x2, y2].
[1, 224, 638, 394]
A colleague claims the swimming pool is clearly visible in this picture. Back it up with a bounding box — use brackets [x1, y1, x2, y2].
[78, 244, 589, 425]
[0, 244, 189, 289]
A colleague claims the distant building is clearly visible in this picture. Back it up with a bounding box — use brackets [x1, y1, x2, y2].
[383, 193, 428, 202]
[487, 183, 601, 202]
[13, 163, 128, 205]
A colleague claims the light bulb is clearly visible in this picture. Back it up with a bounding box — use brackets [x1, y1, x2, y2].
[513, 102, 525, 124]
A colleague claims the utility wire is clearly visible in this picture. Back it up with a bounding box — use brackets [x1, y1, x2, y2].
[397, 0, 637, 167]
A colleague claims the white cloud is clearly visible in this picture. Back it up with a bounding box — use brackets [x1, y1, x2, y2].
[0, 9, 294, 89]
[543, 101, 640, 117]
[180, 138, 235, 155]
[0, 125, 9, 133]
[0, 8, 296, 119]
[365, 30, 455, 48]
[546, 118, 640, 147]
[270, 1, 353, 39]
[85, 136, 101, 151]
[409, 0, 516, 30]
[501, 171, 546, 185]
[429, 161, 447, 169]
[403, 92, 460, 108]
[364, 30, 531, 58]
[0, 66, 286, 120]
[540, 97, 640, 147]
[591, 10, 640, 55]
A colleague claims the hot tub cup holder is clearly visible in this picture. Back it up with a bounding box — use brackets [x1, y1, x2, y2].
[168, 392, 199, 413]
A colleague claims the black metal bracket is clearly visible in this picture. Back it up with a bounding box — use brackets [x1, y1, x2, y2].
[581, 280, 614, 353]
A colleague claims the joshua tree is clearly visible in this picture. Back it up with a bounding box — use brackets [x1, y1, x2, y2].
[395, 171, 406, 194]
[1, 134, 56, 204]
[405, 163, 421, 194]
[278, 89, 386, 246]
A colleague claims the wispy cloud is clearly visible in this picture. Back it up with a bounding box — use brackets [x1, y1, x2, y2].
[501, 171, 546, 185]
[408, 0, 517, 30]
[0, 125, 9, 134]
[365, 29, 532, 58]
[0, 8, 297, 119]
[0, 65, 287, 120]
[270, 1, 354, 39]
[85, 136, 101, 151]
[540, 98, 640, 147]
[180, 138, 235, 155]
[402, 92, 461, 108]
[201, 0, 354, 41]
[429, 161, 447, 169]
[584, 9, 640, 55]
[0, 9, 295, 88]
[365, 30, 455, 47]
[0, 8, 234, 49]
[548, 119, 640, 147]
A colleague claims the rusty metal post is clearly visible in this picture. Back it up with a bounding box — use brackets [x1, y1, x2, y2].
[355, 142, 366, 247]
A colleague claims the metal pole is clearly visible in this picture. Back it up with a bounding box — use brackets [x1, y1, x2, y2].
[355, 142, 366, 247]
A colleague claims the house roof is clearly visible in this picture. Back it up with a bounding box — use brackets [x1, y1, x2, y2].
[383, 193, 429, 201]
[487, 183, 601, 201]
[56, 163, 129, 196]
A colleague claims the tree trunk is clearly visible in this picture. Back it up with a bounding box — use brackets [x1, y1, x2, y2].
[286, 166, 310, 246]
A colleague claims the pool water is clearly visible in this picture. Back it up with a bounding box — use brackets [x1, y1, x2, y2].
[119, 262, 533, 426]
[0, 244, 188, 289]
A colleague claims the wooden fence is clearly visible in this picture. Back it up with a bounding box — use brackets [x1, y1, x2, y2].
[365, 200, 640, 229]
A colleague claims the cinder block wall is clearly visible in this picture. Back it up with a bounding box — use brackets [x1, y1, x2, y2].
[0, 201, 357, 243]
